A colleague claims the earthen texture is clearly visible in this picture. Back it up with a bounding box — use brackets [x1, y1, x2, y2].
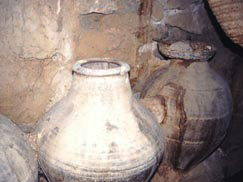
[0, 114, 38, 182]
[34, 60, 164, 181]
[0, 0, 238, 129]
[0, 0, 74, 130]
[0, 0, 242, 181]
[0, 0, 162, 128]
[142, 60, 232, 170]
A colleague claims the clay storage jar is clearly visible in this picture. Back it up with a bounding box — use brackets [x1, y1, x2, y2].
[151, 148, 226, 182]
[142, 41, 233, 170]
[34, 58, 164, 182]
[0, 114, 38, 182]
[208, 0, 243, 47]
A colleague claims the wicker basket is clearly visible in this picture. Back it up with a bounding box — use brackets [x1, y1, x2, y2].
[208, 0, 243, 47]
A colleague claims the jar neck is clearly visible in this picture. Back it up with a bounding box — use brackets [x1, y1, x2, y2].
[186, 61, 210, 71]
[71, 59, 133, 109]
[71, 73, 133, 109]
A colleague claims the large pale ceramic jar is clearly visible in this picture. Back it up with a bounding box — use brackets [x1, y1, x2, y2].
[0, 114, 37, 182]
[142, 41, 232, 170]
[34, 58, 164, 182]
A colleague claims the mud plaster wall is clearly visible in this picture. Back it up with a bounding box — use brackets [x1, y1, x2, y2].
[0, 0, 241, 133]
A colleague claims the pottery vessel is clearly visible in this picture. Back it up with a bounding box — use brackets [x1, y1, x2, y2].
[0, 114, 37, 182]
[34, 58, 164, 182]
[142, 41, 232, 170]
[208, 0, 243, 47]
[151, 148, 226, 182]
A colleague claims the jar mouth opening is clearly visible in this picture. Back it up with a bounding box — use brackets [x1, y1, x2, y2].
[73, 58, 130, 76]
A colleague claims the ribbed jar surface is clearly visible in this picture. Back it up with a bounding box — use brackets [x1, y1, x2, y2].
[34, 59, 164, 182]
[208, 0, 243, 47]
[0, 114, 38, 182]
[143, 61, 232, 170]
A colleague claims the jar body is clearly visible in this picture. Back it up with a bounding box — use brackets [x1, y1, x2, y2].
[151, 148, 226, 182]
[143, 61, 232, 170]
[34, 59, 164, 181]
[0, 114, 37, 182]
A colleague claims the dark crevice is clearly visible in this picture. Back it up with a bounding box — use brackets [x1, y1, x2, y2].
[226, 170, 243, 182]
[81, 12, 109, 16]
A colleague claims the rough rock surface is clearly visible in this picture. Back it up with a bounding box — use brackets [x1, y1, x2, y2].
[76, 0, 141, 14]
[0, 0, 150, 129]
[1, 0, 236, 128]
[0, 0, 74, 130]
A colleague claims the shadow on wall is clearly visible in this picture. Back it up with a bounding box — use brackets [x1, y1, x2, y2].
[227, 170, 243, 182]
[203, 0, 243, 57]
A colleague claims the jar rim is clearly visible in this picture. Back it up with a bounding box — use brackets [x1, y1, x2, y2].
[73, 58, 130, 76]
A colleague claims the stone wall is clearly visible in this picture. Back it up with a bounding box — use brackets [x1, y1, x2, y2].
[0, 0, 152, 130]
[0, 0, 74, 131]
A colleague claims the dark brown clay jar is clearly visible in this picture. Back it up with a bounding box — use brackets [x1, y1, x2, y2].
[142, 41, 233, 170]
[34, 58, 164, 182]
[140, 59, 186, 99]
[0, 114, 38, 182]
[151, 148, 226, 182]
